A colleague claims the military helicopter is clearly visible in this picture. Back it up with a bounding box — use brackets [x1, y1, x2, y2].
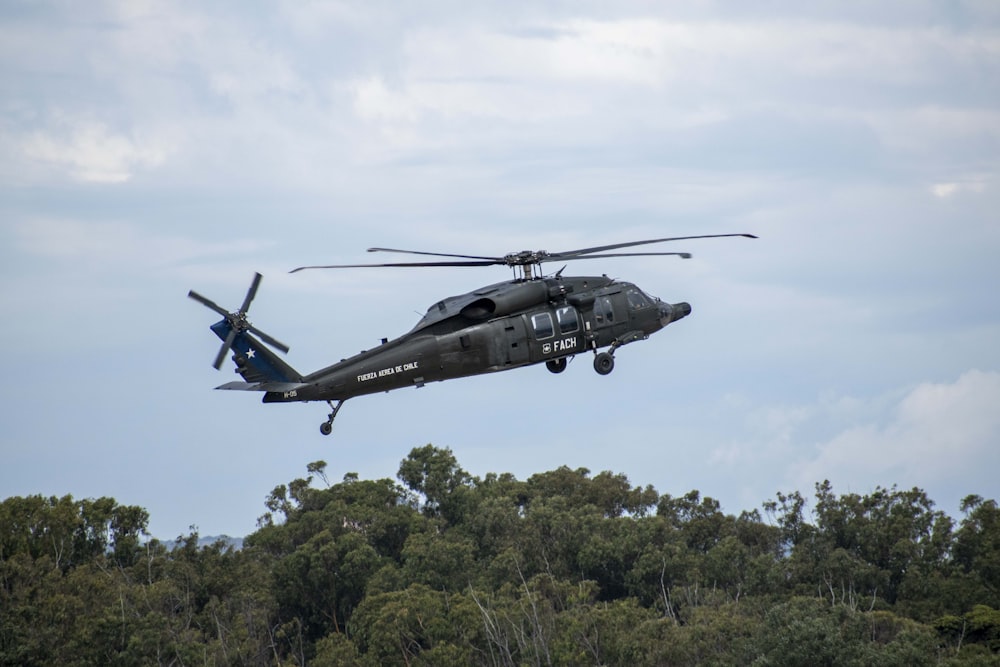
[188, 233, 755, 435]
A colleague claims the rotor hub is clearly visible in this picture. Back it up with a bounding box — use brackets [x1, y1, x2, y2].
[228, 311, 251, 331]
[503, 250, 549, 266]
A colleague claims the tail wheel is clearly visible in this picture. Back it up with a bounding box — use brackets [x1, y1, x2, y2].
[593, 352, 615, 375]
[320, 400, 345, 436]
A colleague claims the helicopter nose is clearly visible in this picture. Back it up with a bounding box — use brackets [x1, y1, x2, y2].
[660, 301, 692, 325]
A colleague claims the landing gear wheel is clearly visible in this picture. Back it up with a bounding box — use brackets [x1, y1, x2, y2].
[319, 399, 345, 436]
[593, 352, 615, 375]
[546, 358, 568, 374]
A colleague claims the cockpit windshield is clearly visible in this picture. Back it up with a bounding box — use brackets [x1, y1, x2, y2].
[625, 286, 652, 309]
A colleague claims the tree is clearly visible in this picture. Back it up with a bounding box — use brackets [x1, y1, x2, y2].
[349, 584, 481, 666]
[953, 496, 1000, 608]
[398, 445, 474, 525]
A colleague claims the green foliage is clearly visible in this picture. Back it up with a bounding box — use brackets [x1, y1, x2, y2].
[0, 494, 149, 570]
[397, 444, 473, 524]
[2, 446, 999, 665]
[751, 597, 939, 667]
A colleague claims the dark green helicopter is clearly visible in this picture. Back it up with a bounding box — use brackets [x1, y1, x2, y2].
[188, 233, 755, 435]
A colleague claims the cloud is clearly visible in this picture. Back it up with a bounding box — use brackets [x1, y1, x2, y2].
[10, 218, 266, 268]
[930, 177, 990, 198]
[397, 17, 1000, 99]
[704, 371, 1000, 512]
[352, 76, 420, 123]
[332, 14, 1000, 190]
[21, 119, 167, 183]
[7, 5, 996, 193]
[791, 370, 1000, 503]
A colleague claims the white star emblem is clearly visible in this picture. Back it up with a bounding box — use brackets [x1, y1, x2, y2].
[246, 349, 256, 359]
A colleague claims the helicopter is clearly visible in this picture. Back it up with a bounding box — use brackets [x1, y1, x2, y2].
[188, 233, 755, 435]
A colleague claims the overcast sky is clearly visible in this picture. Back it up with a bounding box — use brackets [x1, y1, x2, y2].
[2, 1, 998, 539]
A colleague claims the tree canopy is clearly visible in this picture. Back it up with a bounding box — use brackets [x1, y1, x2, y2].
[2, 446, 998, 665]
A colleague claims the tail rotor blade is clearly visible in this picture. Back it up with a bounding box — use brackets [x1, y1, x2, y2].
[239, 272, 262, 314]
[213, 327, 239, 370]
[188, 290, 229, 318]
[249, 325, 290, 354]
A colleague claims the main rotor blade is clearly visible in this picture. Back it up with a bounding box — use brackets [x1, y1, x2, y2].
[213, 328, 239, 370]
[553, 251, 694, 260]
[188, 290, 230, 318]
[367, 247, 502, 261]
[239, 272, 262, 314]
[550, 233, 757, 260]
[248, 325, 291, 354]
[290, 259, 500, 273]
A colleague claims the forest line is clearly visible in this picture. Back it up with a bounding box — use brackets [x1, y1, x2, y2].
[2, 445, 998, 665]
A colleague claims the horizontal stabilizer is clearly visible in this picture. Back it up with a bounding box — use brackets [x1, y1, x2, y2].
[215, 381, 309, 393]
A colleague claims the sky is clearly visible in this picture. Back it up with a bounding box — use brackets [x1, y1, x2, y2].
[2, 0, 999, 540]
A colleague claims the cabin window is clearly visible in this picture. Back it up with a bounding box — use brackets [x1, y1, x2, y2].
[531, 312, 554, 339]
[556, 306, 579, 334]
[595, 296, 615, 324]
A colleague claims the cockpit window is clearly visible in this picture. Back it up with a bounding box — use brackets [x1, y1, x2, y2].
[531, 312, 554, 339]
[556, 306, 579, 334]
[626, 287, 650, 309]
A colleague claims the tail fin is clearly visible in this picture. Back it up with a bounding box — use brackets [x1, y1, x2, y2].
[210, 321, 303, 384]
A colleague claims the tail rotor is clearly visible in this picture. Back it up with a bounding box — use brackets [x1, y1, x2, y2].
[188, 273, 290, 370]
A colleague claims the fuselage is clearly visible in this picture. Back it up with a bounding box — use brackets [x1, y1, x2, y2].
[262, 275, 689, 404]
